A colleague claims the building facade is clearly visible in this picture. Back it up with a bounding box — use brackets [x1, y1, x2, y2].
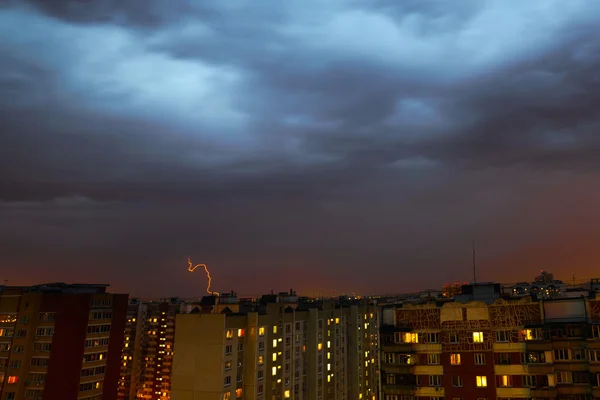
[380, 293, 600, 400]
[118, 298, 180, 400]
[0, 283, 127, 400]
[171, 294, 379, 400]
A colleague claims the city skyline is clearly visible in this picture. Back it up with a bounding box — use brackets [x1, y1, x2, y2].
[2, 1, 600, 297]
[1, 270, 594, 300]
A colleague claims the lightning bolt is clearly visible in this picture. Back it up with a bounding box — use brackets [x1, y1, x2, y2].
[187, 257, 220, 296]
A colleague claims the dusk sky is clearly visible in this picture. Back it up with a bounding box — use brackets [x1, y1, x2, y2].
[2, 0, 600, 298]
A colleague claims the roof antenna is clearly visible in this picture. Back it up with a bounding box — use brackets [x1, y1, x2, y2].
[472, 239, 477, 284]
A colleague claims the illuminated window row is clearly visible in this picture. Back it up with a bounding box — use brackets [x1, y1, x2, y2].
[79, 380, 103, 392]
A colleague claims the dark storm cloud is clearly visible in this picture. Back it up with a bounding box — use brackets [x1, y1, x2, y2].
[19, 0, 206, 27]
[2, 0, 600, 296]
[416, 30, 600, 170]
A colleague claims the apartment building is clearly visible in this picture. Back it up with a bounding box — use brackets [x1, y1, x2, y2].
[380, 287, 600, 400]
[171, 292, 379, 400]
[118, 298, 180, 400]
[0, 283, 127, 400]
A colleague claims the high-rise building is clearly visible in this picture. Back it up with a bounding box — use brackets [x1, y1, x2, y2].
[380, 289, 600, 400]
[0, 283, 127, 400]
[118, 298, 180, 400]
[171, 292, 379, 400]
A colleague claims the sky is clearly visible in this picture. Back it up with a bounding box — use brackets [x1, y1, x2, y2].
[1, 0, 600, 298]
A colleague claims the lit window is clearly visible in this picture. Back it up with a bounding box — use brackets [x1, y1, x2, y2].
[327, 341, 331, 348]
[403, 333, 419, 343]
[318, 343, 323, 351]
[521, 329, 534, 340]
[284, 390, 290, 398]
[258, 356, 263, 365]
[236, 388, 242, 398]
[272, 354, 277, 362]
[273, 326, 277, 334]
[476, 376, 487, 387]
[259, 327, 265, 336]
[335, 318, 340, 324]
[473, 332, 484, 343]
[153, 318, 157, 322]
[272, 367, 277, 376]
[499, 375, 512, 387]
[7, 376, 18, 384]
[273, 339, 277, 348]
[226, 330, 234, 339]
[450, 353, 461, 365]
[238, 329, 244, 338]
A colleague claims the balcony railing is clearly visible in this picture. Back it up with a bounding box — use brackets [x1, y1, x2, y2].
[530, 387, 558, 397]
[381, 343, 414, 353]
[24, 381, 45, 387]
[382, 384, 415, 396]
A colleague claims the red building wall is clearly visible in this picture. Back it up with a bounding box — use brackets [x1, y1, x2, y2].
[42, 293, 91, 400]
[441, 328, 496, 400]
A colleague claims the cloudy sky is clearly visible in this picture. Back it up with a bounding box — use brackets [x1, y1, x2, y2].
[2, 0, 600, 298]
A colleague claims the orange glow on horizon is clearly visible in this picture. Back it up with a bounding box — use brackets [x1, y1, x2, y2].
[187, 257, 220, 296]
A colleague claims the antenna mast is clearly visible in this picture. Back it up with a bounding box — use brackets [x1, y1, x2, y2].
[472, 239, 477, 284]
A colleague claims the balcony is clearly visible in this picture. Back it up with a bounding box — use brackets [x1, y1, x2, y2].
[496, 387, 531, 398]
[530, 387, 558, 398]
[25, 381, 45, 388]
[494, 364, 527, 375]
[586, 339, 600, 349]
[526, 363, 554, 374]
[381, 343, 414, 353]
[382, 384, 414, 396]
[553, 360, 590, 372]
[556, 384, 593, 396]
[381, 363, 413, 374]
[525, 340, 552, 351]
[414, 386, 444, 397]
